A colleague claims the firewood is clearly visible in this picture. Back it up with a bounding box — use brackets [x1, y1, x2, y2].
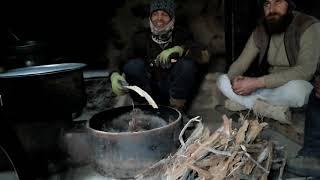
[242, 144, 269, 175]
[260, 142, 274, 180]
[203, 146, 232, 156]
[240, 145, 270, 174]
[195, 155, 223, 168]
[277, 150, 287, 180]
[236, 120, 249, 144]
[179, 116, 202, 148]
[245, 120, 268, 144]
[222, 114, 232, 139]
[190, 128, 223, 160]
[135, 114, 285, 180]
[227, 160, 245, 178]
[209, 151, 237, 179]
[187, 163, 213, 179]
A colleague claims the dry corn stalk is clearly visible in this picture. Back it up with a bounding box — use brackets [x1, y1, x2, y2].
[125, 85, 158, 109]
[136, 114, 286, 180]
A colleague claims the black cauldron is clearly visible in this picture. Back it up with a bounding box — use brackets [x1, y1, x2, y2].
[7, 40, 49, 69]
[0, 63, 87, 121]
[87, 105, 182, 179]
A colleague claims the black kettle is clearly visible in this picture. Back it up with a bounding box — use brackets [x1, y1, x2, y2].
[7, 40, 49, 69]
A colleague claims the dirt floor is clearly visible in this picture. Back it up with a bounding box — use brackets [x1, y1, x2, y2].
[42, 55, 309, 179]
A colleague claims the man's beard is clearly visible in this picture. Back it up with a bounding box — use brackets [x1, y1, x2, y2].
[265, 12, 293, 34]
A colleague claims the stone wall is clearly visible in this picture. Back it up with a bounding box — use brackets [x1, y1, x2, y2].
[104, 0, 226, 69]
[7, 0, 226, 69]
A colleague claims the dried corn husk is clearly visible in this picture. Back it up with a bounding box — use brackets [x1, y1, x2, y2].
[136, 114, 286, 180]
[125, 85, 158, 108]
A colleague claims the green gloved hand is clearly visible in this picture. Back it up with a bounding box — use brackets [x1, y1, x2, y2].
[157, 46, 184, 69]
[110, 72, 129, 96]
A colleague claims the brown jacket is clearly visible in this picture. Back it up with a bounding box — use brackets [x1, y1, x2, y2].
[228, 11, 320, 88]
[253, 11, 319, 69]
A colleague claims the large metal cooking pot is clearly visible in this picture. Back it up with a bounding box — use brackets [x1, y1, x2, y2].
[6, 40, 49, 69]
[87, 105, 182, 179]
[0, 63, 87, 121]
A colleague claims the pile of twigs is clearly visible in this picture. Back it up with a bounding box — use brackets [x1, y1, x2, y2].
[136, 114, 287, 180]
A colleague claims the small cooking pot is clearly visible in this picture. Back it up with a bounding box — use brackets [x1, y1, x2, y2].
[0, 63, 87, 121]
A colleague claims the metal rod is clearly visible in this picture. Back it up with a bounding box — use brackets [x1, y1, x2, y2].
[0, 94, 3, 106]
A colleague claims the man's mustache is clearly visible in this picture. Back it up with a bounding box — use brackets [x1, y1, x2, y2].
[154, 20, 166, 24]
[266, 13, 281, 19]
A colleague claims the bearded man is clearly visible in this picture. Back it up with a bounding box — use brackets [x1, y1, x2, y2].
[109, 0, 201, 113]
[217, 0, 320, 124]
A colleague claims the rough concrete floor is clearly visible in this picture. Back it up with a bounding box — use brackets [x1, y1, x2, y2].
[40, 56, 307, 179]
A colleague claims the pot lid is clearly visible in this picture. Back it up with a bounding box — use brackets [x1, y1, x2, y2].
[0, 63, 87, 78]
[8, 40, 48, 54]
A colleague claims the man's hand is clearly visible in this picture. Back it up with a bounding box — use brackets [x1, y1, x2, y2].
[231, 76, 245, 86]
[314, 76, 320, 98]
[231, 76, 265, 96]
[156, 46, 184, 69]
[110, 72, 129, 96]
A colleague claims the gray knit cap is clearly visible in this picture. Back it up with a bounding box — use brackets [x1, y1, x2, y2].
[257, 0, 296, 10]
[150, 0, 175, 18]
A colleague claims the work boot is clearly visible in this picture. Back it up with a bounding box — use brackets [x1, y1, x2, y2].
[287, 155, 320, 177]
[253, 99, 292, 124]
[224, 99, 247, 111]
[215, 100, 246, 123]
[169, 98, 193, 128]
[170, 98, 186, 111]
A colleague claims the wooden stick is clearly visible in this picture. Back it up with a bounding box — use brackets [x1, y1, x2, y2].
[222, 114, 232, 138]
[226, 161, 245, 178]
[260, 142, 273, 180]
[187, 163, 213, 179]
[278, 150, 287, 180]
[190, 115, 231, 160]
[203, 146, 232, 157]
[179, 116, 202, 148]
[240, 145, 270, 174]
[190, 129, 222, 159]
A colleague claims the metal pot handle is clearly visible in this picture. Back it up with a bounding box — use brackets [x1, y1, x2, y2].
[0, 94, 3, 107]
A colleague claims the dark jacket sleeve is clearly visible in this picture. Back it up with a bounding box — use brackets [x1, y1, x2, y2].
[108, 29, 149, 74]
[108, 27, 202, 76]
[173, 27, 203, 63]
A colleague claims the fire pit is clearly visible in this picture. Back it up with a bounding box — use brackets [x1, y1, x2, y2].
[87, 105, 182, 179]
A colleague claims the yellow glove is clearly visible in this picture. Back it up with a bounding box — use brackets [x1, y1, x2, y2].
[156, 46, 184, 69]
[110, 72, 128, 96]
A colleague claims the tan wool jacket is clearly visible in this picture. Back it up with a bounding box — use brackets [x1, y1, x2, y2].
[228, 20, 320, 88]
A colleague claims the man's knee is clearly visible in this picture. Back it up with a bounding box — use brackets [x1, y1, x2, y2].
[278, 80, 313, 107]
[308, 90, 320, 107]
[174, 59, 197, 75]
[169, 59, 197, 100]
[216, 74, 230, 92]
[123, 59, 146, 77]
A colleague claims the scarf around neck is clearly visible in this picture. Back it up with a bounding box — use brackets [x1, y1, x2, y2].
[149, 18, 175, 47]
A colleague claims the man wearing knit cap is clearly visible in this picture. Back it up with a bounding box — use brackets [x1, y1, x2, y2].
[109, 0, 201, 115]
[216, 0, 320, 177]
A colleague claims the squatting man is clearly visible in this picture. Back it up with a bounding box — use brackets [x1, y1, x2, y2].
[109, 0, 203, 117]
[217, 0, 320, 124]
